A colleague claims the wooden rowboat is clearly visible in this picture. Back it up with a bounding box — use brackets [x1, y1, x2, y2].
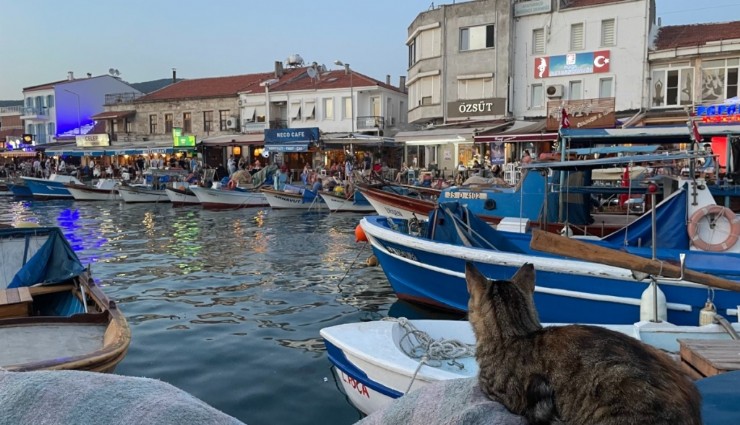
[0, 226, 130, 372]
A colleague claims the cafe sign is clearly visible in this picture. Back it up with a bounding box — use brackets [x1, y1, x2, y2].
[75, 134, 110, 147]
[546, 98, 616, 130]
[447, 98, 506, 119]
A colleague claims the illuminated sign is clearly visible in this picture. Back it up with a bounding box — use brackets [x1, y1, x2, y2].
[535, 51, 610, 79]
[696, 103, 740, 118]
[76, 134, 110, 147]
[172, 127, 196, 148]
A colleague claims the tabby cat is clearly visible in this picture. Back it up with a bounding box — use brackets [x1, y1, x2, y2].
[465, 262, 702, 425]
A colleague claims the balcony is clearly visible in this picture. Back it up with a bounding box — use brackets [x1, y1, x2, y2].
[104, 92, 144, 105]
[242, 120, 267, 133]
[20, 107, 49, 120]
[0, 105, 24, 116]
[269, 119, 288, 129]
[356, 115, 385, 131]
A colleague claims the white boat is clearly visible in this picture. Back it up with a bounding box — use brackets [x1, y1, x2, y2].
[261, 186, 326, 210]
[65, 179, 121, 201]
[165, 184, 200, 206]
[189, 185, 268, 209]
[319, 189, 375, 213]
[321, 318, 740, 415]
[21, 174, 84, 199]
[117, 184, 170, 203]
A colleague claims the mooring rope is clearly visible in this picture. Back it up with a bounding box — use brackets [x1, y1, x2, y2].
[383, 317, 476, 393]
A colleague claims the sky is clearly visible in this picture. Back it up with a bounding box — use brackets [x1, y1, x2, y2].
[1, 0, 738, 100]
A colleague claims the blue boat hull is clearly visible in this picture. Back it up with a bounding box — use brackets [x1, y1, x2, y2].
[22, 178, 73, 199]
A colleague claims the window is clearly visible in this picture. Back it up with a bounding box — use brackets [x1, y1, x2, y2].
[46, 95, 54, 108]
[409, 74, 441, 107]
[599, 78, 614, 98]
[255, 105, 266, 123]
[219, 110, 230, 130]
[701, 58, 740, 102]
[183, 112, 192, 133]
[202, 111, 212, 132]
[460, 24, 494, 51]
[569, 80, 583, 100]
[291, 102, 302, 121]
[304, 102, 316, 120]
[323, 98, 334, 120]
[125, 119, 132, 133]
[149, 114, 157, 134]
[164, 113, 173, 134]
[570, 23, 584, 51]
[457, 77, 494, 100]
[601, 19, 615, 47]
[651, 66, 694, 107]
[532, 28, 545, 54]
[408, 26, 441, 66]
[47, 122, 55, 137]
[341, 97, 352, 121]
[531, 84, 544, 108]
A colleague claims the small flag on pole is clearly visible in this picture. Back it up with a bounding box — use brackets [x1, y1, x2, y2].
[560, 107, 571, 130]
[690, 120, 702, 144]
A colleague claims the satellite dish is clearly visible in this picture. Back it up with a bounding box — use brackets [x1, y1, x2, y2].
[306, 67, 317, 79]
[108, 68, 115, 74]
[261, 149, 270, 158]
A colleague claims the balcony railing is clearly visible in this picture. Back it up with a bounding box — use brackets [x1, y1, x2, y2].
[20, 107, 49, 120]
[0, 105, 24, 116]
[105, 92, 144, 105]
[356, 115, 385, 131]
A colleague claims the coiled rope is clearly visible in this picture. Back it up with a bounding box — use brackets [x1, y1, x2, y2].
[383, 317, 476, 393]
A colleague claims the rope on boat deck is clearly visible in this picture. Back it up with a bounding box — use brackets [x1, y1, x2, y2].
[383, 317, 476, 393]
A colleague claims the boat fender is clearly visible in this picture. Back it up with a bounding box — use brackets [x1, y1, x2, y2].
[484, 199, 496, 210]
[687, 205, 740, 252]
[355, 224, 367, 242]
[639, 281, 667, 322]
[366, 255, 378, 267]
[227, 180, 237, 190]
[699, 300, 717, 326]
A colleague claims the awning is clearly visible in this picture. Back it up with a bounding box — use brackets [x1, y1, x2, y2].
[290, 104, 301, 119]
[559, 126, 690, 143]
[243, 106, 256, 121]
[199, 133, 264, 146]
[266, 143, 310, 152]
[395, 128, 476, 145]
[0, 150, 37, 158]
[90, 110, 136, 120]
[475, 120, 557, 143]
[322, 134, 400, 147]
[566, 145, 661, 156]
[42, 147, 107, 157]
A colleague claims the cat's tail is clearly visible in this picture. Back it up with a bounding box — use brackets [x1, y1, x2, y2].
[525, 374, 562, 425]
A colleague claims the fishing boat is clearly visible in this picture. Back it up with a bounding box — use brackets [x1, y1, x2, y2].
[319, 188, 375, 213]
[165, 184, 200, 206]
[117, 169, 188, 203]
[21, 174, 84, 200]
[7, 181, 33, 198]
[189, 185, 268, 209]
[321, 317, 740, 415]
[65, 179, 121, 201]
[0, 225, 131, 372]
[359, 177, 740, 325]
[356, 182, 438, 220]
[0, 179, 11, 196]
[261, 185, 326, 210]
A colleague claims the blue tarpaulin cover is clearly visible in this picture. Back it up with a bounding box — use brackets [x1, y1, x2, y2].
[4, 227, 85, 289]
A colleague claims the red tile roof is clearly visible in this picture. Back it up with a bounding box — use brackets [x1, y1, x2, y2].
[560, 0, 625, 9]
[654, 22, 740, 50]
[23, 79, 70, 92]
[270, 69, 404, 93]
[136, 71, 297, 102]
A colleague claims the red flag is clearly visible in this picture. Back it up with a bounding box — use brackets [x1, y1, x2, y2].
[560, 107, 571, 129]
[690, 120, 702, 144]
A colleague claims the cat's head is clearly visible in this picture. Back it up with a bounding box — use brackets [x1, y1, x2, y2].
[466, 262, 541, 339]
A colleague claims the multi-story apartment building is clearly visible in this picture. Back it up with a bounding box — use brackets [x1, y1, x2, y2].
[21, 72, 141, 145]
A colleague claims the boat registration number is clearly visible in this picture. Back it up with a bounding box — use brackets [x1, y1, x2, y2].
[444, 192, 487, 200]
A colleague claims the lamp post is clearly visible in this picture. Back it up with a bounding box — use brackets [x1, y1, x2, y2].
[63, 88, 81, 134]
[334, 60, 354, 134]
[259, 78, 279, 129]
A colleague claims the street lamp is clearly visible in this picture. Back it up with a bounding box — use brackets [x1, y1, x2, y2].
[63, 88, 81, 134]
[334, 60, 354, 134]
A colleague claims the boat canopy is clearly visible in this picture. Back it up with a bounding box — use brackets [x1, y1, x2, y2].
[566, 145, 661, 156]
[2, 227, 85, 289]
[522, 151, 706, 171]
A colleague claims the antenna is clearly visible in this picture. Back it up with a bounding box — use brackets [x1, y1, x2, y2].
[306, 67, 318, 79]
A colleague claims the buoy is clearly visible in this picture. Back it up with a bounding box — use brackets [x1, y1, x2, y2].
[355, 224, 367, 242]
[639, 281, 667, 322]
[699, 300, 717, 326]
[366, 255, 378, 267]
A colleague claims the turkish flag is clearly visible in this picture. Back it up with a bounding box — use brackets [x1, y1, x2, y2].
[560, 108, 571, 129]
[593, 50, 610, 73]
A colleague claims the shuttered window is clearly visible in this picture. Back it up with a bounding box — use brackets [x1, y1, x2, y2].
[570, 23, 584, 51]
[532, 28, 545, 54]
[601, 19, 615, 47]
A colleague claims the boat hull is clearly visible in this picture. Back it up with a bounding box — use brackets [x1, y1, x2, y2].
[117, 186, 170, 203]
[261, 188, 326, 210]
[66, 183, 121, 201]
[358, 185, 436, 219]
[190, 186, 268, 209]
[165, 187, 200, 206]
[21, 175, 82, 199]
[319, 190, 375, 212]
[360, 215, 740, 325]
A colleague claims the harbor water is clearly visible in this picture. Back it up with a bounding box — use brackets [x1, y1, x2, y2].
[0, 196, 458, 425]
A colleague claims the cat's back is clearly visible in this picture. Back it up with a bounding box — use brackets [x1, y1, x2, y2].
[534, 324, 702, 425]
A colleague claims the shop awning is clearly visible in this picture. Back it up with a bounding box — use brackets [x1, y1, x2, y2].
[474, 120, 557, 143]
[396, 123, 508, 145]
[199, 133, 264, 146]
[0, 150, 37, 158]
[559, 126, 690, 143]
[90, 110, 136, 120]
[322, 134, 400, 147]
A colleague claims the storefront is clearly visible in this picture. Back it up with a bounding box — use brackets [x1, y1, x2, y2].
[199, 133, 265, 168]
[474, 120, 558, 164]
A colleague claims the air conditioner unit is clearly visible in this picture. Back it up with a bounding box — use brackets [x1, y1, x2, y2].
[238, 99, 244, 106]
[226, 117, 238, 129]
[546, 84, 564, 98]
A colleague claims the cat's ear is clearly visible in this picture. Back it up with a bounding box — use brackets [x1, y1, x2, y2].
[465, 262, 488, 298]
[511, 263, 535, 294]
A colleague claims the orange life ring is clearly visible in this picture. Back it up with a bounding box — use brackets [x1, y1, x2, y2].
[687, 205, 740, 252]
[227, 180, 236, 190]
